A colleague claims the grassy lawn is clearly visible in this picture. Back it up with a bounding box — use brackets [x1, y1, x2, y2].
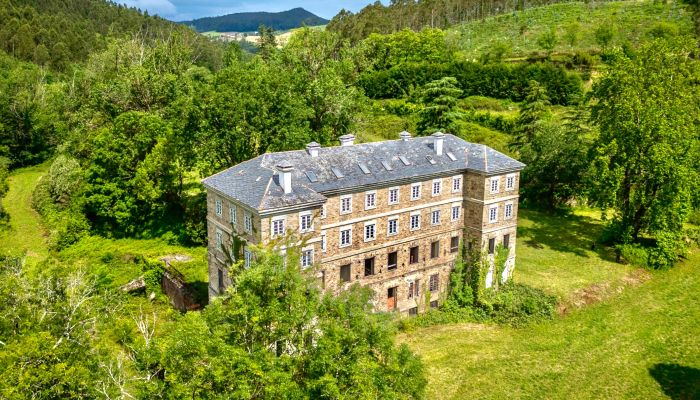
[452, 0, 694, 59]
[0, 163, 49, 265]
[401, 210, 700, 399]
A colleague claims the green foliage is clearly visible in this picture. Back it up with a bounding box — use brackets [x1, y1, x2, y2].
[480, 283, 557, 326]
[590, 38, 700, 265]
[417, 76, 463, 134]
[513, 80, 551, 147]
[0, 156, 8, 224]
[362, 28, 455, 70]
[142, 257, 166, 293]
[537, 28, 558, 54]
[594, 24, 615, 48]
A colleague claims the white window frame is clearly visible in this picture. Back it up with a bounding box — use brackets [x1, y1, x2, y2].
[365, 191, 377, 210]
[299, 211, 313, 233]
[244, 249, 252, 268]
[388, 187, 399, 205]
[387, 216, 399, 236]
[506, 173, 516, 191]
[271, 216, 286, 237]
[488, 205, 498, 223]
[410, 212, 421, 231]
[339, 226, 352, 248]
[340, 195, 352, 215]
[364, 220, 377, 242]
[215, 228, 223, 248]
[321, 231, 327, 252]
[451, 205, 460, 221]
[215, 199, 223, 216]
[432, 179, 442, 197]
[244, 212, 253, 233]
[431, 209, 441, 226]
[229, 206, 237, 225]
[452, 175, 462, 193]
[490, 177, 500, 194]
[505, 202, 514, 219]
[411, 183, 421, 201]
[301, 248, 313, 269]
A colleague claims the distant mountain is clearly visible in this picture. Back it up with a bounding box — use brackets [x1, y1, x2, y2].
[180, 8, 329, 33]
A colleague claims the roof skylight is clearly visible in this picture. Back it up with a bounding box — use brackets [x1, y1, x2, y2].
[381, 160, 393, 171]
[399, 155, 410, 166]
[426, 155, 437, 165]
[331, 167, 344, 179]
[358, 163, 371, 174]
[446, 151, 457, 161]
[305, 171, 318, 182]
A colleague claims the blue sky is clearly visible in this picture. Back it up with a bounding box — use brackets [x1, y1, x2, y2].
[119, 0, 384, 21]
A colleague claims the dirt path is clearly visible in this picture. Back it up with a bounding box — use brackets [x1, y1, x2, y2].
[0, 163, 49, 265]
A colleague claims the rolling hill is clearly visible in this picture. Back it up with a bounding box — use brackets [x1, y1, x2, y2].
[180, 7, 329, 33]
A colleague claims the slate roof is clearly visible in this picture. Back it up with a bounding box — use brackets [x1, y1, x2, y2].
[202, 133, 525, 214]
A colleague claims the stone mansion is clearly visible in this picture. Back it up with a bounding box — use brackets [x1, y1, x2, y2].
[202, 132, 525, 314]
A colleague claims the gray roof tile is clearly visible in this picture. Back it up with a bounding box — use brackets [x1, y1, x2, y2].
[202, 133, 525, 213]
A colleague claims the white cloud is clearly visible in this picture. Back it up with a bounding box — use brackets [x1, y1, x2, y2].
[121, 0, 178, 18]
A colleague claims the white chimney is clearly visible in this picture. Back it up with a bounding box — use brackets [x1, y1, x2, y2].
[399, 131, 412, 141]
[433, 131, 445, 156]
[306, 142, 320, 158]
[277, 161, 294, 194]
[339, 134, 355, 147]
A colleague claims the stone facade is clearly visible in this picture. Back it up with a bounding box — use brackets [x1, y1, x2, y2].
[203, 133, 523, 315]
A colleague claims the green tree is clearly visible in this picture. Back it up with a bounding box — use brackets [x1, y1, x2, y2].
[594, 25, 615, 48]
[589, 39, 700, 266]
[512, 80, 551, 148]
[564, 22, 581, 48]
[537, 28, 558, 55]
[417, 76, 463, 135]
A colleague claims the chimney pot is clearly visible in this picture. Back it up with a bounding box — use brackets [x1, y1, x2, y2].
[339, 134, 355, 147]
[306, 142, 320, 158]
[432, 131, 445, 156]
[276, 161, 294, 194]
[399, 131, 412, 141]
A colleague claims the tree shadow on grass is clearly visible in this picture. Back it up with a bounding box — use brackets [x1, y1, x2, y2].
[649, 363, 700, 400]
[518, 210, 616, 260]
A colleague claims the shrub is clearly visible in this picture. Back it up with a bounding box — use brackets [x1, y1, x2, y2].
[616, 243, 649, 268]
[480, 283, 557, 326]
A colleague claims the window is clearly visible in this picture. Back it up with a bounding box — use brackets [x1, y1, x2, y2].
[340, 195, 352, 214]
[387, 251, 398, 270]
[411, 183, 421, 200]
[432, 179, 442, 196]
[229, 206, 237, 224]
[410, 213, 421, 231]
[503, 234, 510, 248]
[506, 174, 516, 191]
[490, 177, 500, 194]
[217, 268, 225, 292]
[320, 204, 327, 218]
[215, 229, 223, 248]
[431, 210, 441, 225]
[408, 280, 420, 299]
[431, 241, 440, 259]
[364, 257, 375, 276]
[408, 307, 418, 316]
[364, 222, 376, 241]
[301, 249, 313, 268]
[450, 236, 460, 253]
[430, 300, 439, 308]
[452, 176, 462, 192]
[488, 205, 498, 223]
[409, 246, 419, 264]
[215, 199, 222, 216]
[488, 238, 496, 254]
[340, 227, 352, 247]
[299, 213, 312, 233]
[388, 188, 399, 205]
[244, 249, 252, 268]
[387, 217, 398, 236]
[271, 217, 285, 237]
[505, 202, 513, 219]
[340, 264, 351, 282]
[244, 213, 252, 233]
[451, 205, 460, 221]
[365, 191, 376, 210]
[321, 232, 326, 252]
[429, 274, 439, 292]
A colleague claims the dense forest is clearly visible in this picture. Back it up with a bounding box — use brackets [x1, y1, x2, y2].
[181, 7, 330, 32]
[0, 0, 699, 397]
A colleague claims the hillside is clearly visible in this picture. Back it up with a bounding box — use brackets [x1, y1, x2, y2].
[181, 7, 329, 33]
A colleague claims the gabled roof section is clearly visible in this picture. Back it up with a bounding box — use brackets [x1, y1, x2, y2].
[202, 133, 525, 213]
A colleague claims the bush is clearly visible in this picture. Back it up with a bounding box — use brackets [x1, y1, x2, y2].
[397, 307, 485, 332]
[616, 243, 648, 268]
[479, 283, 557, 326]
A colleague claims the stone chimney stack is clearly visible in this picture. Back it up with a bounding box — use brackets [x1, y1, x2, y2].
[433, 131, 445, 156]
[277, 161, 294, 194]
[306, 142, 320, 158]
[339, 134, 355, 147]
[399, 131, 412, 141]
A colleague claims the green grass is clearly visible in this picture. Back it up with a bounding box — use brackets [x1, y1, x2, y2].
[401, 210, 700, 399]
[0, 163, 49, 265]
[452, 0, 694, 59]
